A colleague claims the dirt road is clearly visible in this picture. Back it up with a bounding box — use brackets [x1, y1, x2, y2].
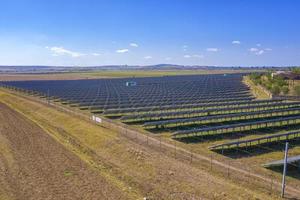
[0, 103, 127, 200]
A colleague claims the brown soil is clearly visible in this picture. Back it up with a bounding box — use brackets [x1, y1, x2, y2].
[0, 103, 127, 200]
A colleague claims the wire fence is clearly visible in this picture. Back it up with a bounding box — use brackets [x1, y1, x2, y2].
[1, 86, 300, 199]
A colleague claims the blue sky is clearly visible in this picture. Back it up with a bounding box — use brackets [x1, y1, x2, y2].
[0, 0, 299, 66]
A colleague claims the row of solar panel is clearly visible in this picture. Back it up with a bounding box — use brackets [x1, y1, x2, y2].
[173, 115, 300, 138]
[102, 99, 283, 115]
[209, 130, 300, 150]
[143, 106, 300, 127]
[1, 74, 251, 112]
[121, 101, 300, 121]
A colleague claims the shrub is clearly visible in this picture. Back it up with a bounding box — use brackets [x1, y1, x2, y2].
[273, 76, 287, 87]
[271, 85, 280, 95]
[265, 83, 272, 90]
[294, 85, 300, 96]
[282, 86, 289, 95]
[249, 73, 261, 80]
[292, 67, 300, 74]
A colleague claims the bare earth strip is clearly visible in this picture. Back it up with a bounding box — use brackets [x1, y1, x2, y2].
[0, 103, 128, 200]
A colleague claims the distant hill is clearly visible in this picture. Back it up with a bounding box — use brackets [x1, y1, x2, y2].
[0, 64, 291, 73]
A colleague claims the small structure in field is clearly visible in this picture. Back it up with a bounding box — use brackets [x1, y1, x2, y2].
[271, 71, 286, 78]
[126, 81, 137, 87]
[271, 71, 300, 80]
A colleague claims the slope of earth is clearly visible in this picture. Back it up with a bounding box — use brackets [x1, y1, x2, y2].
[0, 103, 130, 200]
[0, 89, 283, 200]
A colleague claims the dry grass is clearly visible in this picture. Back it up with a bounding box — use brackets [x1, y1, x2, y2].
[243, 76, 271, 99]
[0, 102, 129, 200]
[0, 89, 283, 199]
[0, 134, 14, 200]
[287, 80, 300, 96]
[0, 91, 141, 200]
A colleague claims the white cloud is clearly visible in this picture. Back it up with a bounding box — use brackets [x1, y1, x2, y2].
[184, 54, 204, 59]
[46, 46, 85, 57]
[206, 48, 219, 52]
[192, 54, 204, 58]
[249, 47, 267, 55]
[144, 56, 152, 59]
[255, 50, 264, 55]
[130, 43, 138, 47]
[249, 48, 259, 52]
[182, 45, 188, 51]
[265, 48, 272, 51]
[232, 40, 241, 45]
[116, 49, 129, 53]
[91, 53, 101, 56]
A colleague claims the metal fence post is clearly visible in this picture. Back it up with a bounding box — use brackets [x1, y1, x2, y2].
[281, 142, 289, 198]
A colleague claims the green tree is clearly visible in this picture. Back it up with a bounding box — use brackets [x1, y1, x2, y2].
[282, 86, 289, 95]
[292, 67, 300, 74]
[273, 76, 287, 87]
[294, 85, 300, 96]
[265, 83, 272, 90]
[271, 85, 280, 95]
[249, 73, 263, 85]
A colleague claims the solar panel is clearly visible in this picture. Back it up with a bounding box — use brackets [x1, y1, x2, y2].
[173, 115, 300, 138]
[122, 101, 300, 121]
[1, 74, 252, 112]
[143, 106, 300, 127]
[209, 130, 300, 150]
[102, 99, 283, 115]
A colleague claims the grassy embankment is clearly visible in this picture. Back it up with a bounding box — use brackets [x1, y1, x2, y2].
[0, 91, 141, 200]
[0, 89, 284, 199]
[243, 76, 271, 99]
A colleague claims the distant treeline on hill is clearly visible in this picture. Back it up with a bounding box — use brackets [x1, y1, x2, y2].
[0, 65, 299, 73]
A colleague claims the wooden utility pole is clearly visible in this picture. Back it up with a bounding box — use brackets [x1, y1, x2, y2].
[281, 142, 289, 198]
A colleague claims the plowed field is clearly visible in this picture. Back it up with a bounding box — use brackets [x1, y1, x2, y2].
[0, 103, 126, 200]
